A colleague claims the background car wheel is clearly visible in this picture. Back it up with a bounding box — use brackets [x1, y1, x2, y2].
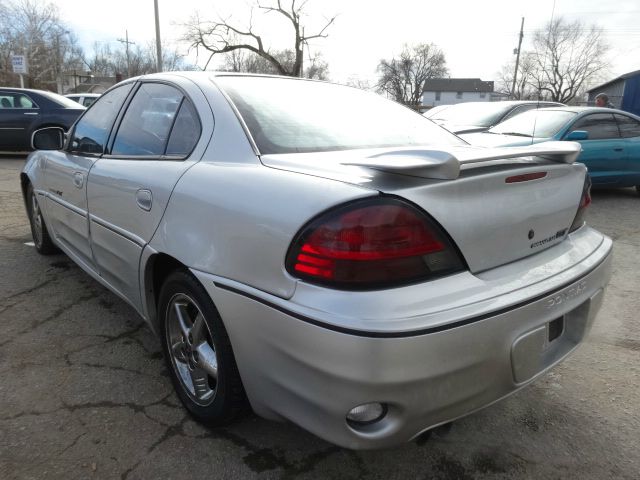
[26, 183, 58, 255]
[158, 270, 248, 426]
[636, 186, 640, 196]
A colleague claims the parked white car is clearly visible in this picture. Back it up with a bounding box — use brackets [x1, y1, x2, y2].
[22, 72, 612, 449]
[64, 93, 101, 107]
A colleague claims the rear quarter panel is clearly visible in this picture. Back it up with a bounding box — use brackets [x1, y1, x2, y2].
[150, 162, 376, 298]
[146, 74, 378, 299]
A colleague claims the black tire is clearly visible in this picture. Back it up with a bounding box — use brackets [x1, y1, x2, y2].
[26, 183, 58, 255]
[158, 270, 248, 426]
[636, 185, 640, 196]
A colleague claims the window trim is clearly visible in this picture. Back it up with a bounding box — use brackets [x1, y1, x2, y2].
[102, 80, 202, 161]
[66, 81, 137, 157]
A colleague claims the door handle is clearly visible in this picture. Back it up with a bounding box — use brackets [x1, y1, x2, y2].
[73, 172, 84, 188]
[23, 112, 39, 116]
[136, 189, 152, 211]
[613, 148, 623, 152]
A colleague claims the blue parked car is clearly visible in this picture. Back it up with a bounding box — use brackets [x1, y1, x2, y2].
[461, 107, 640, 193]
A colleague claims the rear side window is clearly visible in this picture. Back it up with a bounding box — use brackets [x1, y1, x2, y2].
[571, 113, 620, 140]
[614, 114, 640, 138]
[0, 93, 37, 109]
[166, 100, 200, 156]
[70, 83, 133, 154]
[111, 83, 196, 157]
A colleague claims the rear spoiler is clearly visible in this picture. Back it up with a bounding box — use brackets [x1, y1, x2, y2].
[342, 141, 582, 180]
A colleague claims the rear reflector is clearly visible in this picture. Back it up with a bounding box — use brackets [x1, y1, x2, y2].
[286, 197, 465, 289]
[505, 172, 548, 183]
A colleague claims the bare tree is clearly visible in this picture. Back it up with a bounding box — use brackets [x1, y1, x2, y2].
[222, 43, 328, 79]
[184, 0, 335, 77]
[529, 17, 609, 103]
[376, 43, 448, 105]
[344, 77, 373, 91]
[0, 0, 84, 90]
[85, 42, 193, 78]
[497, 52, 538, 100]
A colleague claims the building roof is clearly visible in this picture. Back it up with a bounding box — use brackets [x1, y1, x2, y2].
[423, 78, 494, 93]
[586, 69, 640, 93]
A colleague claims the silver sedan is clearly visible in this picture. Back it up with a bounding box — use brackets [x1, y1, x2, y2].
[21, 72, 612, 449]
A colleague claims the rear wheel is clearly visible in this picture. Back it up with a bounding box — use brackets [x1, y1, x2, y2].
[26, 183, 57, 255]
[636, 185, 640, 196]
[158, 270, 248, 426]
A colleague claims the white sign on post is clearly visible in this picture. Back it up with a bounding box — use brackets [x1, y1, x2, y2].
[11, 55, 28, 74]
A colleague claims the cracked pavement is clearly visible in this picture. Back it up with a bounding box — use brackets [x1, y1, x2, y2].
[1, 156, 639, 479]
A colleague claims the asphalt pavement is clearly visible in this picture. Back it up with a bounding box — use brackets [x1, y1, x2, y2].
[1, 156, 638, 479]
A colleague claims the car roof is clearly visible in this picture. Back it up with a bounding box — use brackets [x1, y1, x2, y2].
[532, 106, 637, 116]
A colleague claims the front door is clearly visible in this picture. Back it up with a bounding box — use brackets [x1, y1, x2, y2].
[86, 81, 204, 312]
[45, 83, 135, 270]
[568, 113, 626, 185]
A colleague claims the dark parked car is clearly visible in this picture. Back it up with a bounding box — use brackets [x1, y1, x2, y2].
[0, 87, 85, 152]
[425, 100, 564, 134]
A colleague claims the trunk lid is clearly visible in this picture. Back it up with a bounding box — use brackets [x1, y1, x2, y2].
[261, 143, 586, 273]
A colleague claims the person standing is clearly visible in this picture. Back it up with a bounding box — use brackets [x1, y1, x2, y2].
[595, 93, 615, 108]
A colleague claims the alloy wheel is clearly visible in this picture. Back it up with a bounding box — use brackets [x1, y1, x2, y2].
[165, 293, 219, 406]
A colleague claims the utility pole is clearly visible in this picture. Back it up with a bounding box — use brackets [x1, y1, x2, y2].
[299, 27, 305, 78]
[154, 0, 163, 72]
[117, 30, 135, 78]
[510, 17, 525, 100]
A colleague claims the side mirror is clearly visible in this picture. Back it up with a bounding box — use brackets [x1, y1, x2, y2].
[32, 127, 65, 150]
[565, 130, 589, 141]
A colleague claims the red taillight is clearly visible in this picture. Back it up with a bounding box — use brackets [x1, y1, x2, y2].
[569, 175, 592, 233]
[286, 198, 465, 289]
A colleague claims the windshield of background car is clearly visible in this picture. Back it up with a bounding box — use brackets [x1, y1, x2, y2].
[215, 76, 463, 154]
[428, 102, 514, 126]
[490, 110, 578, 138]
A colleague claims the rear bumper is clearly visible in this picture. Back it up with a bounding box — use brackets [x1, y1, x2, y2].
[193, 227, 612, 449]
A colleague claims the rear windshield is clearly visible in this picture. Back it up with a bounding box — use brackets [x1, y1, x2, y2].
[428, 102, 515, 126]
[215, 76, 463, 155]
[490, 110, 577, 138]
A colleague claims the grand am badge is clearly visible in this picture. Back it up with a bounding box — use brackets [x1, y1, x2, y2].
[530, 229, 567, 249]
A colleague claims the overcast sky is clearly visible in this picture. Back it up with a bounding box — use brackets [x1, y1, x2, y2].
[55, 0, 640, 89]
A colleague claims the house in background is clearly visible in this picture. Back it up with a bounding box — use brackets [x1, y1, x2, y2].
[422, 78, 498, 107]
[62, 73, 120, 95]
[586, 70, 640, 115]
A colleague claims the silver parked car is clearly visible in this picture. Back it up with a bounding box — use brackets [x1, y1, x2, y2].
[21, 72, 612, 450]
[425, 100, 564, 134]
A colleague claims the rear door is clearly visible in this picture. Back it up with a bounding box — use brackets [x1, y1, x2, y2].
[86, 80, 206, 311]
[0, 92, 39, 150]
[565, 113, 625, 185]
[614, 113, 640, 187]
